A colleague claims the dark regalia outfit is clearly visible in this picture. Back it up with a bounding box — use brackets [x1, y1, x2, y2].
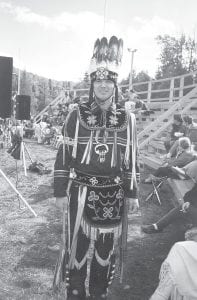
[54, 36, 140, 299]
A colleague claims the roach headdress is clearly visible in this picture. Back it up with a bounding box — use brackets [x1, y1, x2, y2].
[89, 36, 123, 82]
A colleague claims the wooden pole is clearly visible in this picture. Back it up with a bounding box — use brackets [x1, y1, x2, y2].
[169, 78, 174, 102]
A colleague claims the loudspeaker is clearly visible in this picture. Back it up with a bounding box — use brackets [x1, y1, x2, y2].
[0, 56, 13, 118]
[16, 95, 31, 120]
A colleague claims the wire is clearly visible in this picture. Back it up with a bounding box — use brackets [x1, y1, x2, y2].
[103, 0, 107, 36]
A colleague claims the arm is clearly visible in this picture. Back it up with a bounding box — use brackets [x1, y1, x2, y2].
[170, 166, 186, 179]
[123, 113, 140, 212]
[54, 110, 76, 198]
[150, 262, 173, 300]
[168, 152, 192, 168]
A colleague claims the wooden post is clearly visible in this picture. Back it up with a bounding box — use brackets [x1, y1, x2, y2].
[147, 81, 152, 105]
[169, 78, 174, 102]
[179, 76, 184, 99]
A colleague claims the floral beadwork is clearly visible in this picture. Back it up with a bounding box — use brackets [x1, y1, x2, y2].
[109, 115, 118, 126]
[87, 115, 97, 126]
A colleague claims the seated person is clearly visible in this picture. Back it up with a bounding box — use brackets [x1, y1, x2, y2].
[150, 228, 197, 300]
[183, 115, 197, 132]
[145, 137, 196, 183]
[142, 160, 197, 234]
[124, 89, 148, 114]
[166, 115, 197, 158]
[164, 114, 186, 152]
[171, 159, 197, 180]
[24, 120, 35, 139]
[184, 115, 197, 146]
[131, 90, 148, 114]
[42, 123, 54, 145]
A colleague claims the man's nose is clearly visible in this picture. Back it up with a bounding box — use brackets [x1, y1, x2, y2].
[101, 81, 106, 87]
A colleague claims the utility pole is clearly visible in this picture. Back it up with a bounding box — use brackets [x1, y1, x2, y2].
[128, 48, 137, 90]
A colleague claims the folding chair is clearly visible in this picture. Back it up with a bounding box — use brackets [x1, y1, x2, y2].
[145, 176, 168, 205]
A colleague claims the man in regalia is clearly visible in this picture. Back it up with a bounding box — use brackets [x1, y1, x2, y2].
[54, 36, 140, 300]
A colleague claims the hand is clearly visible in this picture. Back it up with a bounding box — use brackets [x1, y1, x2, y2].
[126, 198, 139, 214]
[181, 202, 190, 213]
[55, 196, 69, 210]
[174, 132, 183, 137]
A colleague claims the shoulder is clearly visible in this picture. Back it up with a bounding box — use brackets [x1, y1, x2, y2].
[65, 106, 78, 123]
[62, 107, 78, 135]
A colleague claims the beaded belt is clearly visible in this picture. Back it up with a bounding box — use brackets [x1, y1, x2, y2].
[69, 169, 123, 187]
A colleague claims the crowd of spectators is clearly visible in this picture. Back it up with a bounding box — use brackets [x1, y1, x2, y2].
[0, 95, 89, 149]
[144, 113, 197, 183]
[140, 113, 197, 299]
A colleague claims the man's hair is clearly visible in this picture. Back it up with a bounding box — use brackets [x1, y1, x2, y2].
[179, 137, 191, 149]
[183, 115, 193, 125]
[173, 114, 183, 123]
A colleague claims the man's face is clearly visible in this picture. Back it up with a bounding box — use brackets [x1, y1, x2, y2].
[93, 80, 115, 110]
[174, 119, 181, 126]
[130, 93, 138, 102]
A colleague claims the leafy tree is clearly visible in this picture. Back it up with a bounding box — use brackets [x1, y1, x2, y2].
[155, 34, 197, 79]
[133, 71, 151, 84]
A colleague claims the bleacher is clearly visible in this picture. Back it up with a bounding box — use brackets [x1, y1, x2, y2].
[33, 71, 197, 203]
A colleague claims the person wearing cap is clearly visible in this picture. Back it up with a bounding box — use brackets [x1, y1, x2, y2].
[164, 114, 187, 153]
[54, 36, 140, 299]
[144, 137, 195, 183]
[164, 115, 197, 159]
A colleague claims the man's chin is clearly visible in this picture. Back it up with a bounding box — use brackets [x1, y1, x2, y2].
[98, 103, 111, 110]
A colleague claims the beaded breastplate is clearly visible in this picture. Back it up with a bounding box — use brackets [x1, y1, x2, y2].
[78, 103, 128, 131]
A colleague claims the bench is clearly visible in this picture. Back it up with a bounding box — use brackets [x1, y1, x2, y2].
[167, 178, 195, 207]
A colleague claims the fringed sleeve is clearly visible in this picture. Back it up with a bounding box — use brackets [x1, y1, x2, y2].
[123, 112, 140, 198]
[54, 108, 77, 197]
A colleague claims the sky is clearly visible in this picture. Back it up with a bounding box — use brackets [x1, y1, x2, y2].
[0, 0, 197, 82]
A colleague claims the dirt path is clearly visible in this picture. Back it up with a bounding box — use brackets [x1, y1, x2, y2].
[0, 140, 186, 300]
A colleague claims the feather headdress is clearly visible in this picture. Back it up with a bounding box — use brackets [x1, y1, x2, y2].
[89, 36, 123, 82]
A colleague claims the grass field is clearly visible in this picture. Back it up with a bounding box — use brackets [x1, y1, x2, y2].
[0, 140, 186, 300]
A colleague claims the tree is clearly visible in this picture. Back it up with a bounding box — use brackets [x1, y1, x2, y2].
[120, 70, 151, 95]
[155, 34, 197, 79]
[133, 71, 151, 84]
[83, 72, 89, 83]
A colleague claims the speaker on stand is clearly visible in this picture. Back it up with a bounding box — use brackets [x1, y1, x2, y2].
[0, 56, 13, 147]
[0, 56, 13, 119]
[0, 59, 37, 216]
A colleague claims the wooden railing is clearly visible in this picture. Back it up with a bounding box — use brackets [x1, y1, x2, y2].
[34, 70, 197, 121]
[34, 90, 68, 123]
[72, 70, 197, 106]
[138, 85, 197, 150]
